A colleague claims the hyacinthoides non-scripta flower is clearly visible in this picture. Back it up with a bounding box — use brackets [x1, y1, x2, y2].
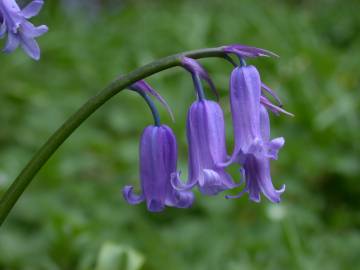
[0, 0, 48, 60]
[122, 80, 194, 212]
[222, 45, 293, 203]
[171, 57, 238, 195]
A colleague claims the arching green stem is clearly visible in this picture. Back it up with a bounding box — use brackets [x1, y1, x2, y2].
[0, 47, 229, 226]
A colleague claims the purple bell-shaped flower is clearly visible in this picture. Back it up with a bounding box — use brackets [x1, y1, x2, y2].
[172, 57, 237, 195]
[172, 100, 237, 195]
[226, 65, 285, 202]
[123, 125, 194, 212]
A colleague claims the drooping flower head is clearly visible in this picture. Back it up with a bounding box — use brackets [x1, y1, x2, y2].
[226, 65, 286, 202]
[172, 99, 237, 195]
[123, 80, 193, 212]
[171, 57, 237, 195]
[123, 125, 194, 212]
[0, 0, 48, 60]
[230, 66, 262, 161]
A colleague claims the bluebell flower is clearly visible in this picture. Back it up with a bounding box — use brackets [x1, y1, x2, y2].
[172, 99, 238, 195]
[123, 125, 194, 212]
[122, 80, 194, 212]
[226, 65, 286, 202]
[171, 57, 237, 195]
[0, 0, 48, 60]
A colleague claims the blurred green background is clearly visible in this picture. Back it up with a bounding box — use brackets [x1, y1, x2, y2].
[1, 0, 360, 269]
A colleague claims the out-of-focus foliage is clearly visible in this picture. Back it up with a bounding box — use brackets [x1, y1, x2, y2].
[0, 0, 359, 269]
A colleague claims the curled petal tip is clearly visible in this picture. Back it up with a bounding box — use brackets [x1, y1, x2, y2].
[122, 185, 144, 205]
[263, 183, 286, 203]
[278, 184, 286, 194]
[129, 80, 175, 121]
[225, 187, 248, 200]
[170, 171, 197, 191]
[267, 137, 285, 160]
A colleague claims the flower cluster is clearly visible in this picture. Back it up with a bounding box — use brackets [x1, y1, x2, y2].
[122, 44, 292, 212]
[0, 0, 47, 60]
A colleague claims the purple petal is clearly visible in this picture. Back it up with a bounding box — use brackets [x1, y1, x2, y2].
[3, 32, 20, 52]
[267, 137, 285, 160]
[170, 171, 197, 191]
[225, 188, 248, 199]
[260, 105, 271, 141]
[225, 168, 247, 199]
[229, 66, 262, 156]
[199, 169, 236, 195]
[0, 22, 6, 38]
[198, 169, 224, 195]
[260, 178, 285, 203]
[122, 185, 144, 204]
[19, 34, 40, 60]
[246, 156, 285, 203]
[21, 21, 48, 37]
[21, 0, 44, 19]
[147, 200, 165, 212]
[139, 126, 168, 209]
[130, 80, 174, 121]
[260, 105, 285, 160]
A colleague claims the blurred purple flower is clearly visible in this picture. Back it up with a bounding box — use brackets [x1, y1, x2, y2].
[123, 125, 194, 212]
[0, 0, 48, 60]
[172, 100, 238, 195]
[226, 65, 285, 202]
